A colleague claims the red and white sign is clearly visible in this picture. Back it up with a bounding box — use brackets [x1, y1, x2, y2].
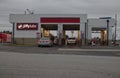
[17, 23, 38, 30]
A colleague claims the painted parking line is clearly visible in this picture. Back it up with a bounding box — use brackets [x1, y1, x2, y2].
[58, 48, 120, 52]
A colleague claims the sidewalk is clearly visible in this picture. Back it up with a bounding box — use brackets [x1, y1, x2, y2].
[58, 48, 120, 52]
[0, 44, 120, 57]
[60, 45, 120, 49]
[82, 46, 120, 49]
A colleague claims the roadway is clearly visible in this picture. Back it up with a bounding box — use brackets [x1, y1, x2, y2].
[0, 52, 120, 78]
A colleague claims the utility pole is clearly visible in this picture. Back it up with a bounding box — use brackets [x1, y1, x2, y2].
[115, 14, 117, 43]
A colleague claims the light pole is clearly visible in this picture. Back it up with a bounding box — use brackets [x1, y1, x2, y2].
[106, 20, 109, 46]
[114, 14, 117, 44]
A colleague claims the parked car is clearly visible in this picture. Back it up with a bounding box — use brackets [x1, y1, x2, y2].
[67, 37, 77, 45]
[112, 41, 120, 46]
[38, 37, 53, 47]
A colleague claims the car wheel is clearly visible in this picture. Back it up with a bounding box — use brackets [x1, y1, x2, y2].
[38, 45, 41, 47]
[50, 44, 53, 47]
[49, 45, 52, 47]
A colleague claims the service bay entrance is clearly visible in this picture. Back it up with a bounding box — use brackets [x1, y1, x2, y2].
[40, 24, 81, 46]
[40, 17, 81, 46]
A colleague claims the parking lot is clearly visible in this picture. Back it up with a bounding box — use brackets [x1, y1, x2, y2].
[0, 44, 120, 57]
[0, 44, 120, 78]
[0, 52, 120, 78]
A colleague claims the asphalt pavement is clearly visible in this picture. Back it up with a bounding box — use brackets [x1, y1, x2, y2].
[0, 52, 120, 78]
[0, 44, 120, 57]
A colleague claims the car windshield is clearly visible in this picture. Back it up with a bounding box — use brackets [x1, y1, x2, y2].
[40, 37, 50, 40]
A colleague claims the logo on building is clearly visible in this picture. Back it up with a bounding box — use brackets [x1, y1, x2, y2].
[17, 23, 38, 30]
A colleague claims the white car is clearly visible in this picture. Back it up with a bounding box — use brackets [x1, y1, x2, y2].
[38, 37, 53, 47]
[67, 37, 77, 45]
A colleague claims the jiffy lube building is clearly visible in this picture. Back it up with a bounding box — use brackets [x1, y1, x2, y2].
[9, 14, 115, 46]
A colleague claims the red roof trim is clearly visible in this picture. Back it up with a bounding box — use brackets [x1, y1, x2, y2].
[41, 17, 80, 23]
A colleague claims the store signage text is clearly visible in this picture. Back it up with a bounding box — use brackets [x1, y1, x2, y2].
[17, 23, 38, 30]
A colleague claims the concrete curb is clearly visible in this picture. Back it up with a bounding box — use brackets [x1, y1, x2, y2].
[58, 48, 120, 52]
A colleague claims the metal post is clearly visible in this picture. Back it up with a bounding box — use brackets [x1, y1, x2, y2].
[106, 20, 109, 46]
[115, 14, 117, 43]
[58, 24, 63, 46]
[85, 22, 87, 45]
[1, 32, 2, 43]
[86, 20, 88, 46]
[12, 23, 15, 44]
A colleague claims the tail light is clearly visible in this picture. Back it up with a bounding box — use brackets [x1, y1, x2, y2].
[38, 40, 41, 43]
[46, 40, 51, 43]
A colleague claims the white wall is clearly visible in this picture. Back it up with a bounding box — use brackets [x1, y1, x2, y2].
[80, 14, 87, 39]
[9, 14, 115, 40]
[10, 14, 40, 38]
[10, 14, 87, 38]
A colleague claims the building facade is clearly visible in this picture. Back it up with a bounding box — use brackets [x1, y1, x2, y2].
[9, 14, 115, 46]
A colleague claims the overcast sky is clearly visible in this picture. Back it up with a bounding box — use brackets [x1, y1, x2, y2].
[0, 0, 120, 32]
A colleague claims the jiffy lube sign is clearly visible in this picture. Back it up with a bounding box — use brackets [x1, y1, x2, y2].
[17, 23, 38, 30]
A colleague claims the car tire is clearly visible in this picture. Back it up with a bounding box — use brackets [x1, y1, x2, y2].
[49, 45, 52, 47]
[38, 45, 41, 47]
[51, 45, 53, 47]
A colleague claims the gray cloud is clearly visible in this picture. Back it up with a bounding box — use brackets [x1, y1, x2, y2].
[0, 0, 120, 39]
[0, 0, 120, 24]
